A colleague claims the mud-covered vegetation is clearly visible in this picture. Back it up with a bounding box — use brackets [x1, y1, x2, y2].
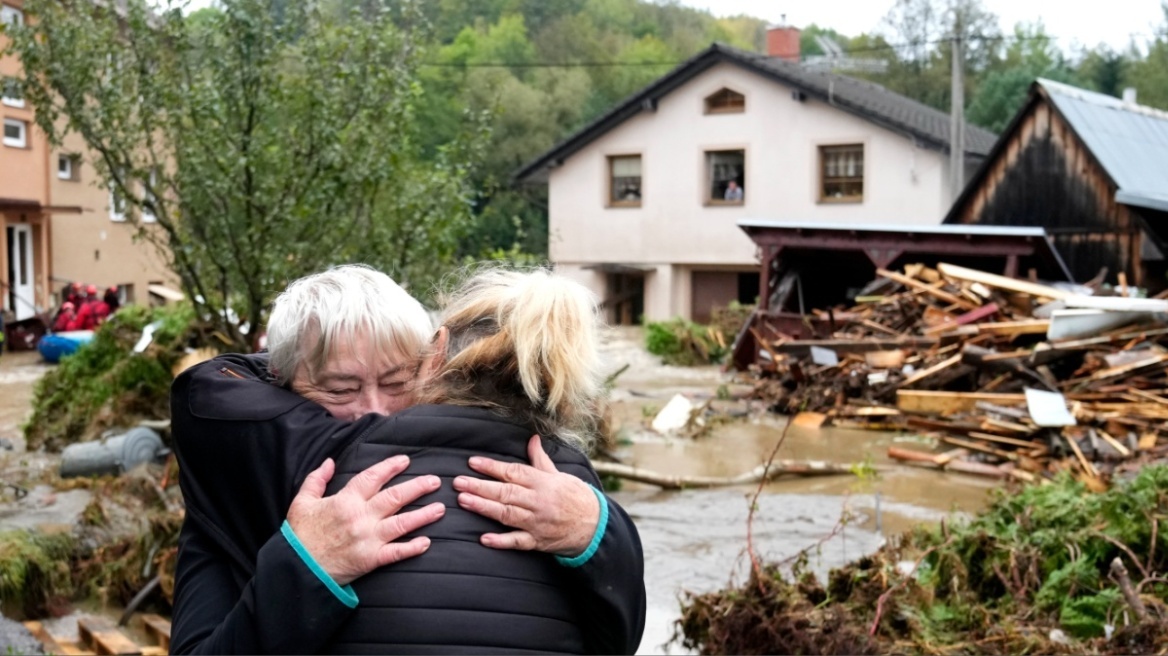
[23, 304, 199, 452]
[679, 466, 1168, 655]
[0, 466, 182, 619]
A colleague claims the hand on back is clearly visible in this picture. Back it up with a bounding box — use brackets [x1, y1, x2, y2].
[286, 455, 444, 586]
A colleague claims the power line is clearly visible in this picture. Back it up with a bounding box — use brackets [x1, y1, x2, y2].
[419, 32, 1155, 69]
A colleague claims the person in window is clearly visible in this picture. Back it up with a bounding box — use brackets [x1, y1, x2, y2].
[724, 179, 744, 201]
[170, 265, 645, 655]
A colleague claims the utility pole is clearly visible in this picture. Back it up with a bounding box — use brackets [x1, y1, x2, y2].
[949, 15, 965, 201]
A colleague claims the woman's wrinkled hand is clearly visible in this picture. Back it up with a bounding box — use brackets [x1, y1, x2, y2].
[286, 455, 445, 586]
[453, 435, 600, 557]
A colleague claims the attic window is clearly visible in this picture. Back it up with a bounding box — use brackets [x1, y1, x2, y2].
[705, 88, 745, 114]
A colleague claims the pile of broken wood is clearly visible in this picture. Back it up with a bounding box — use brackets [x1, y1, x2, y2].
[748, 262, 1168, 487]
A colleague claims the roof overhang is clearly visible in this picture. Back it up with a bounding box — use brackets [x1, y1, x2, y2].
[0, 198, 84, 214]
[147, 284, 185, 302]
[738, 219, 1074, 282]
[581, 263, 656, 275]
[1116, 189, 1168, 213]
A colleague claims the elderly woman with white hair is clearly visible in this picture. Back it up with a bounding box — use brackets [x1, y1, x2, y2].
[170, 265, 645, 655]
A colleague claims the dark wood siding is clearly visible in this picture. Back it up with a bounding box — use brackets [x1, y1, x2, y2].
[951, 99, 1142, 285]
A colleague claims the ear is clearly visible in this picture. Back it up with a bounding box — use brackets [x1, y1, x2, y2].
[418, 326, 448, 379]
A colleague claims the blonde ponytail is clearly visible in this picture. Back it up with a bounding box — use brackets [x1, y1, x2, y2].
[418, 267, 606, 451]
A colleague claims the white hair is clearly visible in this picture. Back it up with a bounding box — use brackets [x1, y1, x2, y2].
[266, 265, 433, 384]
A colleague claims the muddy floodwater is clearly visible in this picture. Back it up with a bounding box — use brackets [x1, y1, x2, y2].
[598, 328, 996, 653]
[0, 330, 998, 654]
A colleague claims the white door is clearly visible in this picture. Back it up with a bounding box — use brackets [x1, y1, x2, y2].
[6, 224, 35, 321]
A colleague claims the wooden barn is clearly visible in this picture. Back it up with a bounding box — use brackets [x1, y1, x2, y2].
[944, 79, 1168, 293]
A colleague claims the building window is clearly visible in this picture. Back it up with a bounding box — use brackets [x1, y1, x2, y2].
[58, 154, 79, 181]
[820, 144, 864, 202]
[110, 180, 127, 222]
[2, 118, 27, 148]
[0, 4, 23, 27]
[142, 168, 159, 222]
[608, 155, 642, 206]
[704, 88, 745, 114]
[1, 77, 23, 108]
[706, 150, 744, 204]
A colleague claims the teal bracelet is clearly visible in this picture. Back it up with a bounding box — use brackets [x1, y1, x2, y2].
[280, 520, 359, 609]
[555, 485, 609, 568]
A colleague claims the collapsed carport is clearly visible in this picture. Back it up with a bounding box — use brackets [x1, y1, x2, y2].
[730, 220, 1075, 370]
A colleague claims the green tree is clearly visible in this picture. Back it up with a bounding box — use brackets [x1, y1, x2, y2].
[967, 22, 1079, 131]
[1123, 3, 1168, 110]
[1075, 45, 1129, 97]
[6, 0, 486, 350]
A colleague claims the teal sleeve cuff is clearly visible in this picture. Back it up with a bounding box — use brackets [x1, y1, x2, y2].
[280, 520, 359, 608]
[556, 485, 609, 568]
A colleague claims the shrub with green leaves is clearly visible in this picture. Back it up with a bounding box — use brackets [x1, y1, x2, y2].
[23, 303, 198, 452]
[644, 317, 728, 366]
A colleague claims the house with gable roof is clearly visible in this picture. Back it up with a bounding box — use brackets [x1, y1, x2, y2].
[515, 27, 997, 324]
[945, 78, 1168, 293]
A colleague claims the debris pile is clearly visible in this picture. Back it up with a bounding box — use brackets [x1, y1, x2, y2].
[746, 262, 1168, 486]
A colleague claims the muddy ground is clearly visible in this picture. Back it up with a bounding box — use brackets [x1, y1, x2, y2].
[0, 328, 996, 654]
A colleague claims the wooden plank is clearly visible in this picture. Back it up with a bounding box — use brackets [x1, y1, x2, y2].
[898, 354, 962, 388]
[975, 401, 1032, 420]
[974, 319, 1051, 336]
[941, 435, 1020, 461]
[1125, 388, 1168, 406]
[898, 390, 1027, 414]
[78, 617, 141, 656]
[22, 621, 83, 656]
[864, 350, 906, 368]
[791, 411, 828, 429]
[922, 302, 1000, 335]
[1095, 429, 1132, 458]
[966, 431, 1041, 449]
[937, 262, 1072, 300]
[981, 417, 1036, 434]
[889, 449, 1010, 479]
[876, 268, 979, 310]
[1063, 434, 1099, 479]
[771, 337, 939, 356]
[1050, 326, 1168, 349]
[140, 614, 171, 651]
[1088, 354, 1168, 381]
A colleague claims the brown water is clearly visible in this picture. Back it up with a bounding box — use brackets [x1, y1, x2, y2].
[597, 327, 995, 653]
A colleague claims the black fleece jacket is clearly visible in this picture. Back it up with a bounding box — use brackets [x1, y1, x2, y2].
[169, 352, 646, 655]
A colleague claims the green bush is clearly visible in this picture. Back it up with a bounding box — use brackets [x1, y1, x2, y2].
[644, 317, 728, 366]
[23, 303, 198, 452]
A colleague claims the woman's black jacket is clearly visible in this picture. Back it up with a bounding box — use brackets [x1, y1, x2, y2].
[169, 352, 646, 654]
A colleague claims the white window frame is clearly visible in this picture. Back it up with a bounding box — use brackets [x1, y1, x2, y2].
[109, 181, 127, 222]
[3, 118, 27, 148]
[141, 168, 158, 223]
[1, 77, 23, 109]
[0, 4, 23, 27]
[58, 154, 74, 180]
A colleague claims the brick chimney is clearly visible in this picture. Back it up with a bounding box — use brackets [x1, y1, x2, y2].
[767, 17, 800, 62]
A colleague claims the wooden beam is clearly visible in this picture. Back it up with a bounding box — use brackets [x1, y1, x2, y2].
[937, 262, 1072, 299]
[974, 319, 1051, 336]
[877, 268, 979, 310]
[898, 354, 962, 388]
[78, 617, 141, 656]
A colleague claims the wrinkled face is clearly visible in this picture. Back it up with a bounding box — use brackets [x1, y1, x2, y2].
[290, 331, 421, 421]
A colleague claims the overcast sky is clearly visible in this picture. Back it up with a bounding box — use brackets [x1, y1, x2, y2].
[680, 0, 1164, 53]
